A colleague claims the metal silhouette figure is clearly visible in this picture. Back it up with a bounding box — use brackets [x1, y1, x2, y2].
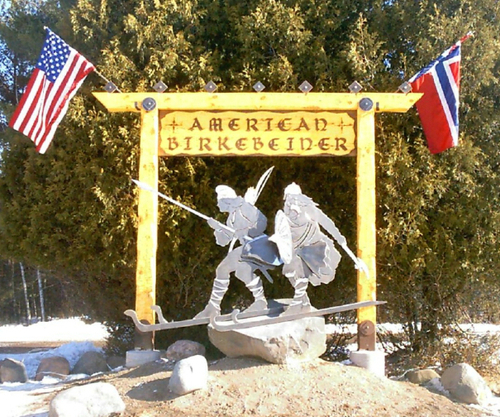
[273, 183, 367, 314]
[128, 177, 378, 333]
[194, 169, 281, 319]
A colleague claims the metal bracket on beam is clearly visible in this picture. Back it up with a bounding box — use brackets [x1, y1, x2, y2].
[204, 81, 218, 93]
[253, 81, 266, 92]
[141, 97, 157, 112]
[104, 81, 119, 93]
[349, 81, 363, 93]
[153, 81, 168, 93]
[357, 320, 376, 350]
[299, 80, 313, 93]
[398, 81, 412, 94]
[359, 97, 374, 111]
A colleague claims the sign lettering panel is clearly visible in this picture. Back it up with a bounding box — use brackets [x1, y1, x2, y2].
[159, 110, 356, 156]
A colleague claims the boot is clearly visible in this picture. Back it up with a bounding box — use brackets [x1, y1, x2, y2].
[195, 274, 229, 319]
[244, 275, 267, 312]
[246, 298, 268, 312]
[281, 277, 311, 316]
[194, 301, 221, 319]
[282, 298, 312, 316]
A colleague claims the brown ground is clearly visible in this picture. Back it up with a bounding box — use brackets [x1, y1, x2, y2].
[24, 356, 493, 417]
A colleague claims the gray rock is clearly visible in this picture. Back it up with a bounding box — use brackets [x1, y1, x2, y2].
[72, 351, 108, 375]
[208, 315, 326, 364]
[35, 356, 70, 381]
[406, 368, 440, 385]
[441, 363, 492, 405]
[168, 355, 208, 395]
[49, 382, 125, 417]
[0, 358, 28, 383]
[166, 340, 206, 361]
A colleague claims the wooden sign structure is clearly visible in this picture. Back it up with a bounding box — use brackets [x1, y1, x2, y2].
[94, 90, 421, 350]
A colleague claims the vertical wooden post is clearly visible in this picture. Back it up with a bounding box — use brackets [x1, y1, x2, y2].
[135, 103, 159, 327]
[356, 98, 377, 350]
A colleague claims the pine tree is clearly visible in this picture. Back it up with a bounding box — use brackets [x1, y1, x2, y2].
[0, 0, 499, 357]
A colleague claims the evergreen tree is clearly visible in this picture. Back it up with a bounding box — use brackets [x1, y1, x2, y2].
[0, 0, 499, 356]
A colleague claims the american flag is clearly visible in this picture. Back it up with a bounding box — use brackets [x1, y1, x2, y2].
[409, 33, 472, 154]
[9, 28, 95, 153]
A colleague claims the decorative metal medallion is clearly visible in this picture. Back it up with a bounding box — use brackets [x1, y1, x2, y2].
[153, 81, 168, 93]
[359, 320, 375, 336]
[299, 80, 313, 93]
[204, 81, 218, 93]
[141, 97, 157, 112]
[104, 81, 118, 93]
[398, 81, 412, 94]
[348, 81, 363, 93]
[253, 81, 266, 92]
[359, 97, 374, 111]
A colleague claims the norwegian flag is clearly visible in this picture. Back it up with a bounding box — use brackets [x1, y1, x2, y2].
[409, 34, 472, 154]
[9, 28, 95, 153]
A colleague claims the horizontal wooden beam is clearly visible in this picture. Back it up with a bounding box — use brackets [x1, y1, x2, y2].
[93, 92, 422, 113]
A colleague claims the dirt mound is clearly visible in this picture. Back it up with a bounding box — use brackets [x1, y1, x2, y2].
[87, 357, 486, 417]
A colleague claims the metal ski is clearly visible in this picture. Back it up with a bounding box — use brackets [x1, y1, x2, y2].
[209, 300, 386, 332]
[124, 304, 285, 333]
[125, 301, 386, 333]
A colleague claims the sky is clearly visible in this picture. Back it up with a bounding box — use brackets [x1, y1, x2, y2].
[1, 318, 500, 417]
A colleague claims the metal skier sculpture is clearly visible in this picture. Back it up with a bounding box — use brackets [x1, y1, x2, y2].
[271, 183, 369, 316]
[126, 176, 382, 333]
[209, 182, 376, 330]
[195, 167, 281, 318]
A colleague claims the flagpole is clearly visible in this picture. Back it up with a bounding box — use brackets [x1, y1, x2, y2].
[93, 69, 122, 93]
[460, 31, 474, 42]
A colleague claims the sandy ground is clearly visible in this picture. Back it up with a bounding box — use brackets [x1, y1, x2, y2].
[19, 356, 493, 417]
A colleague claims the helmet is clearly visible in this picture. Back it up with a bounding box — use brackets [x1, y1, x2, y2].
[215, 185, 237, 200]
[283, 182, 302, 198]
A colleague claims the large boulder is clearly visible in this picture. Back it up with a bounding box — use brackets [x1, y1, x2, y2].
[49, 382, 125, 417]
[208, 313, 326, 364]
[166, 340, 206, 361]
[168, 355, 208, 396]
[0, 358, 28, 383]
[72, 351, 108, 375]
[441, 363, 492, 405]
[35, 356, 70, 381]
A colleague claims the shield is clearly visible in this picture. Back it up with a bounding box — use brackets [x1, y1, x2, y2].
[241, 235, 282, 267]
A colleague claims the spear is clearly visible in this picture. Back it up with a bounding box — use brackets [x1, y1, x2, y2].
[132, 179, 235, 234]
